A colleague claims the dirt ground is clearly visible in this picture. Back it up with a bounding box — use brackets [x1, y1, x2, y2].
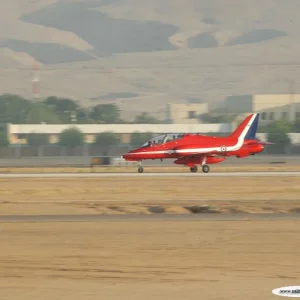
[0, 220, 299, 300]
[0, 177, 299, 215]
[1, 175, 300, 299]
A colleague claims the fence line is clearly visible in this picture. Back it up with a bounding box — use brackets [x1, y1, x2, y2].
[1, 132, 300, 159]
[0, 145, 131, 159]
[1, 143, 299, 159]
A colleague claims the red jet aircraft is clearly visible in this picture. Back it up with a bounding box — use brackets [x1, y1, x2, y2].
[122, 113, 272, 173]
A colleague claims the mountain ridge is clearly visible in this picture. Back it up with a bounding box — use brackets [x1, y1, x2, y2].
[0, 0, 299, 119]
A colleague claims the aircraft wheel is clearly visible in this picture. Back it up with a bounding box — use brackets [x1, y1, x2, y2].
[190, 165, 198, 173]
[138, 167, 144, 173]
[202, 164, 210, 173]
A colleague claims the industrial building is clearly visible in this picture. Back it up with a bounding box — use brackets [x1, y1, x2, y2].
[165, 102, 209, 124]
[223, 94, 300, 123]
[166, 94, 300, 125]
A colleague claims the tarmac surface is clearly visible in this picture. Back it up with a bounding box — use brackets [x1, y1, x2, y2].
[0, 171, 300, 178]
[1, 213, 300, 223]
[0, 154, 299, 167]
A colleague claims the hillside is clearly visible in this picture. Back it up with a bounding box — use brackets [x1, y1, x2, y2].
[1, 0, 300, 120]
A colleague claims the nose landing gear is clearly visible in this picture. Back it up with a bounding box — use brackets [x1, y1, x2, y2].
[137, 161, 144, 173]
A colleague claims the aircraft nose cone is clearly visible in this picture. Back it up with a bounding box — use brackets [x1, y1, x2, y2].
[122, 148, 134, 158]
[122, 153, 131, 160]
[122, 150, 139, 161]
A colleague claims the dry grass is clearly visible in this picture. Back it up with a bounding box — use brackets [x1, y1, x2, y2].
[0, 176, 300, 215]
[0, 220, 299, 299]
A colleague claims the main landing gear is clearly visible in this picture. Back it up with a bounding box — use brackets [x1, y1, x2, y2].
[135, 160, 210, 174]
[190, 165, 198, 173]
[202, 164, 210, 173]
[189, 164, 210, 173]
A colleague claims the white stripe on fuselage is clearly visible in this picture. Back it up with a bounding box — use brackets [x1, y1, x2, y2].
[129, 114, 257, 156]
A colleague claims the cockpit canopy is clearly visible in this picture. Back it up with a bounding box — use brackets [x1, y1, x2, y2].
[141, 133, 184, 147]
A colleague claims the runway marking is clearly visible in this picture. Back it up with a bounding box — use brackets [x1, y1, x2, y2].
[0, 172, 300, 178]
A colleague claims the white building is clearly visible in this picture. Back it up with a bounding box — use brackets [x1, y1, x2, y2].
[7, 122, 233, 145]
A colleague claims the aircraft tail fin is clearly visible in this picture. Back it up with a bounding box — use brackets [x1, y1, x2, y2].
[230, 113, 260, 140]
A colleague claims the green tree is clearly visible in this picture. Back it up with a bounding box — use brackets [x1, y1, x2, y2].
[44, 96, 79, 123]
[44, 96, 79, 112]
[0, 94, 31, 123]
[131, 132, 153, 148]
[134, 112, 160, 123]
[0, 132, 9, 147]
[27, 133, 49, 146]
[94, 132, 120, 146]
[24, 103, 61, 124]
[291, 119, 300, 132]
[0, 123, 9, 147]
[94, 132, 120, 155]
[89, 104, 120, 123]
[266, 121, 291, 154]
[76, 108, 93, 123]
[58, 127, 85, 148]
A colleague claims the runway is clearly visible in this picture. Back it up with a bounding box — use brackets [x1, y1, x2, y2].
[1, 213, 300, 222]
[0, 171, 300, 178]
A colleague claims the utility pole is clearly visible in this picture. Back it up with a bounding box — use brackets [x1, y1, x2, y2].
[289, 79, 294, 122]
[70, 111, 77, 123]
[32, 61, 40, 101]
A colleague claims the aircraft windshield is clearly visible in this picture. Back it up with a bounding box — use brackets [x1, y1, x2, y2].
[140, 133, 184, 147]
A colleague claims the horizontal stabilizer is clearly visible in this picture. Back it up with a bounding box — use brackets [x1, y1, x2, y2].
[249, 139, 275, 145]
[259, 141, 275, 145]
